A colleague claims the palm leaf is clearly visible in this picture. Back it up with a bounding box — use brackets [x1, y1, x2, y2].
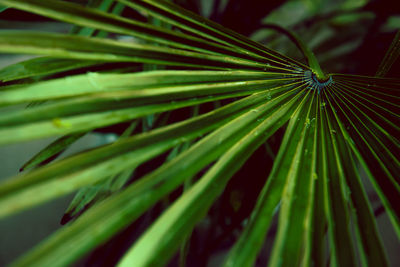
[0, 0, 398, 266]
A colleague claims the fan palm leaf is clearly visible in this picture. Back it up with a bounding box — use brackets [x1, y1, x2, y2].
[0, 0, 398, 266]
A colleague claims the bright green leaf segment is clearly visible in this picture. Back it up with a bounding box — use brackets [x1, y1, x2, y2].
[0, 0, 398, 267]
[0, 57, 102, 82]
[118, 86, 303, 267]
[0, 31, 272, 71]
[224, 89, 317, 267]
[0, 70, 297, 106]
[8, 87, 302, 266]
[0, 85, 298, 218]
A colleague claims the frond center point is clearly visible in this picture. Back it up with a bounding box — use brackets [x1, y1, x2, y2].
[304, 70, 333, 92]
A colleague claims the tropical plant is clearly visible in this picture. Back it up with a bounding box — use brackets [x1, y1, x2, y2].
[0, 0, 399, 266]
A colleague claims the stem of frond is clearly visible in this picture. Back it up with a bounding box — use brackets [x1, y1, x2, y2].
[261, 23, 328, 81]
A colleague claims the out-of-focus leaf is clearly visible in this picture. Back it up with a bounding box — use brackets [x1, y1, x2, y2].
[71, 0, 116, 36]
[382, 16, 400, 32]
[62, 121, 138, 224]
[376, 30, 400, 77]
[329, 12, 374, 26]
[340, 0, 369, 11]
[117, 0, 308, 70]
[20, 132, 86, 171]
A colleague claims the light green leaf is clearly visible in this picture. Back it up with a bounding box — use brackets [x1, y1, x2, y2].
[223, 85, 313, 267]
[117, 84, 304, 267]
[0, 79, 302, 145]
[0, 31, 271, 70]
[9, 86, 302, 267]
[319, 91, 356, 267]
[0, 87, 298, 219]
[0, 70, 295, 105]
[0, 0, 289, 66]
[0, 57, 102, 82]
[71, 0, 116, 37]
[0, 1, 398, 267]
[117, 0, 308, 70]
[267, 91, 318, 267]
[323, 91, 389, 266]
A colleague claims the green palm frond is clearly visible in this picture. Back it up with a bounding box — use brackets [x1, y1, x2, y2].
[0, 0, 398, 266]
